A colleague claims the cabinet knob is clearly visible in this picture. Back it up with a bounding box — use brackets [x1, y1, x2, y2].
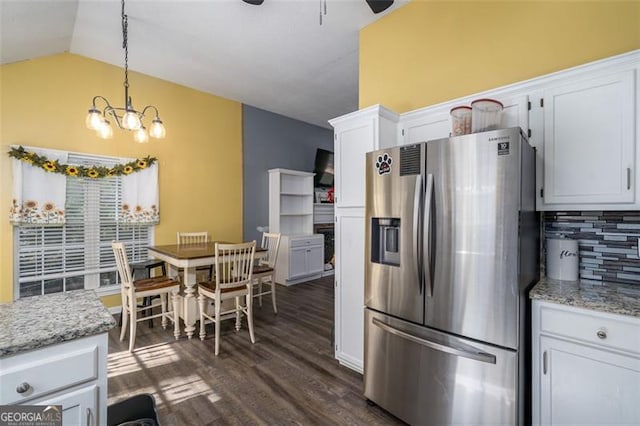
[16, 382, 31, 394]
[596, 329, 607, 339]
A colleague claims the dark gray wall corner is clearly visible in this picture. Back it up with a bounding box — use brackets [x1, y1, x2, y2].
[242, 105, 334, 243]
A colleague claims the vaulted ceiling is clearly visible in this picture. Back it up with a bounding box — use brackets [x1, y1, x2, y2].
[1, 0, 408, 128]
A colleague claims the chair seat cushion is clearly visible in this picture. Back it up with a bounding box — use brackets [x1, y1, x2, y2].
[133, 276, 178, 292]
[253, 265, 273, 275]
[198, 281, 247, 295]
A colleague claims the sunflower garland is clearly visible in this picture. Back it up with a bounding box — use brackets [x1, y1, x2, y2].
[8, 146, 157, 178]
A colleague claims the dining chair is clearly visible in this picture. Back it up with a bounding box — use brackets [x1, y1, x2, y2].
[252, 232, 282, 314]
[197, 241, 256, 356]
[112, 241, 181, 352]
[177, 231, 213, 281]
[124, 259, 167, 329]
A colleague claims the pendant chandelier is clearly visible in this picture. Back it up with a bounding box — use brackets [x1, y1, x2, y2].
[85, 0, 166, 143]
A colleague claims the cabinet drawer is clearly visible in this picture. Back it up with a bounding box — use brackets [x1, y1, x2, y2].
[290, 236, 323, 248]
[0, 346, 98, 405]
[539, 303, 640, 355]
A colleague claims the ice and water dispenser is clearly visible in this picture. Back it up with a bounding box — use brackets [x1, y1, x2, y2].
[371, 218, 401, 266]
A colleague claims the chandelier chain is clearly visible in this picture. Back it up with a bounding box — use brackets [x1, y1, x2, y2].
[85, 0, 166, 141]
[122, 0, 129, 90]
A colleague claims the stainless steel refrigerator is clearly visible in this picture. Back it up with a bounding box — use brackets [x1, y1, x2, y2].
[364, 127, 539, 425]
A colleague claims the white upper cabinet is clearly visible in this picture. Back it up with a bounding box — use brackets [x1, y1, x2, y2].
[399, 95, 529, 146]
[401, 109, 450, 145]
[395, 50, 639, 211]
[540, 69, 636, 207]
[330, 105, 399, 208]
[501, 94, 530, 131]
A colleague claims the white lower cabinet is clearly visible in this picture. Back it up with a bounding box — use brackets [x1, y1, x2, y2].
[533, 300, 640, 425]
[0, 333, 109, 426]
[34, 385, 98, 426]
[275, 234, 324, 285]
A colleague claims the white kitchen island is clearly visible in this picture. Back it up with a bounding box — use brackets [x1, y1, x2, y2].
[0, 290, 116, 426]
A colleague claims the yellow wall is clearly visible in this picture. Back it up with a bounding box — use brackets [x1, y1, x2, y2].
[360, 1, 640, 112]
[0, 53, 243, 304]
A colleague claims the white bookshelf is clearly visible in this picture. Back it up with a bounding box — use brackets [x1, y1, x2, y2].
[268, 169, 314, 235]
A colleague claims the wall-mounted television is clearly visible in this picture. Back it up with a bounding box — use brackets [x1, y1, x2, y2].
[313, 148, 334, 188]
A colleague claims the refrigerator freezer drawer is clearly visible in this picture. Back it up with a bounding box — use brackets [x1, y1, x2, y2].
[364, 309, 519, 425]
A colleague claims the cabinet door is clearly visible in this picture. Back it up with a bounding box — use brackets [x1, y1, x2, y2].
[289, 247, 307, 279]
[500, 94, 529, 131]
[306, 245, 324, 275]
[35, 385, 98, 426]
[334, 121, 375, 207]
[543, 70, 636, 205]
[335, 213, 365, 372]
[539, 336, 640, 425]
[401, 110, 450, 145]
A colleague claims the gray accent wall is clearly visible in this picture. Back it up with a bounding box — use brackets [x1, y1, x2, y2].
[242, 105, 334, 243]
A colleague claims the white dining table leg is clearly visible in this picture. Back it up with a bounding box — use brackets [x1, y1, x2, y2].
[182, 266, 198, 339]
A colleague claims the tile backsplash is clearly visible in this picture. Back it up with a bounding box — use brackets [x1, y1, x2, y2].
[543, 211, 640, 285]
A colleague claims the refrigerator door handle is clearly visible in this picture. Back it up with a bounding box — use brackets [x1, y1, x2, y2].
[413, 174, 423, 294]
[372, 317, 497, 364]
[423, 173, 434, 297]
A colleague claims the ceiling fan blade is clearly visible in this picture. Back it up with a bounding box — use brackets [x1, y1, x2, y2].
[365, 0, 394, 14]
[242, 0, 264, 5]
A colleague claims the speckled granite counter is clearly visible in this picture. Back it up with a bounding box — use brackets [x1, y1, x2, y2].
[530, 277, 640, 318]
[0, 289, 116, 358]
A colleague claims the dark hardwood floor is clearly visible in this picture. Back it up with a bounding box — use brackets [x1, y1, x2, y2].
[107, 277, 402, 425]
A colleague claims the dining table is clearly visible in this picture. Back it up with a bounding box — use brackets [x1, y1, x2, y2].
[147, 242, 266, 339]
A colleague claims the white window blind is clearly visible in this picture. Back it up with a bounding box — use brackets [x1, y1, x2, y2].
[15, 152, 153, 298]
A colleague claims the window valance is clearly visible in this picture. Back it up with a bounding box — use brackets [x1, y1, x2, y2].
[9, 146, 160, 226]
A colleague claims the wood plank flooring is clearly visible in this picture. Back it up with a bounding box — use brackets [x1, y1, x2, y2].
[107, 277, 403, 425]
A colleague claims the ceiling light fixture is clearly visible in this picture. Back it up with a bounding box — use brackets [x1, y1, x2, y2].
[85, 0, 165, 143]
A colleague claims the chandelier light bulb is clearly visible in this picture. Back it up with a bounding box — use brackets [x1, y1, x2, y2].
[122, 110, 142, 130]
[149, 118, 166, 139]
[134, 127, 149, 144]
[85, 108, 103, 130]
[96, 120, 113, 139]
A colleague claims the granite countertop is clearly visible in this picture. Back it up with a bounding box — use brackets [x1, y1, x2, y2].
[0, 289, 116, 358]
[530, 276, 640, 318]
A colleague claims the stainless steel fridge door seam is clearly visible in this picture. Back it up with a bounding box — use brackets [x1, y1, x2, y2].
[372, 317, 496, 364]
[423, 173, 434, 297]
[412, 174, 423, 295]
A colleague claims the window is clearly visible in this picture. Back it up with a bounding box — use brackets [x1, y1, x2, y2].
[15, 153, 154, 298]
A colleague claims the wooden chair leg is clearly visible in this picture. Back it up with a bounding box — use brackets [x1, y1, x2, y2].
[198, 293, 206, 341]
[172, 290, 180, 340]
[161, 294, 168, 329]
[214, 298, 221, 356]
[247, 293, 255, 344]
[235, 296, 241, 331]
[270, 277, 277, 314]
[128, 297, 137, 352]
[120, 292, 129, 341]
[145, 296, 154, 329]
[120, 301, 128, 342]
